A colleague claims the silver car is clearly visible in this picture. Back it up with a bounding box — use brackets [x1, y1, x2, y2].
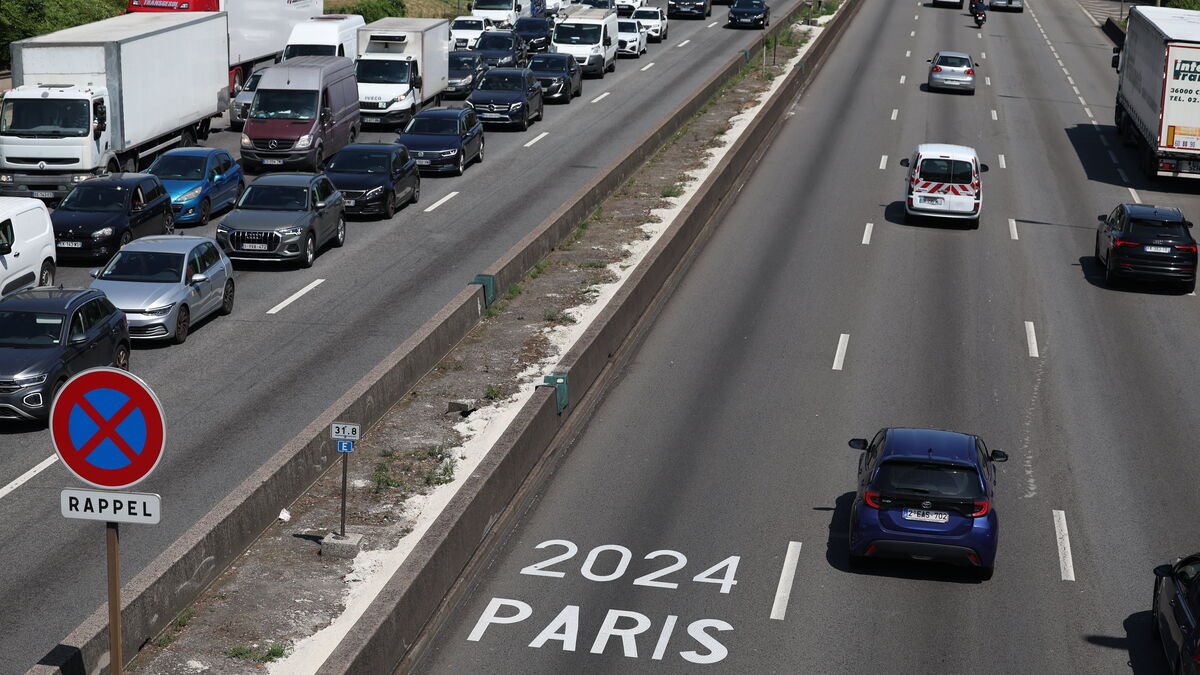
[89, 235, 234, 344]
[927, 51, 978, 95]
[229, 70, 263, 131]
[989, 0, 1023, 11]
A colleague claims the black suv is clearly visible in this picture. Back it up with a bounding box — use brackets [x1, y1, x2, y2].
[51, 173, 174, 263]
[514, 17, 553, 52]
[216, 173, 346, 268]
[472, 30, 529, 68]
[0, 288, 130, 422]
[668, 0, 711, 18]
[528, 53, 583, 102]
[1095, 203, 1197, 292]
[467, 69, 545, 130]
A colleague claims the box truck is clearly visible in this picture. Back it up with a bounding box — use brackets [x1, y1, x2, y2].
[126, 0, 324, 93]
[1114, 6, 1200, 179]
[355, 18, 450, 127]
[0, 12, 229, 203]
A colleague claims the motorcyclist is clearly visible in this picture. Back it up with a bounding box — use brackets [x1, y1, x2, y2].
[970, 0, 987, 18]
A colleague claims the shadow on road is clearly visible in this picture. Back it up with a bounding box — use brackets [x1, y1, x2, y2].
[882, 200, 977, 230]
[1076, 255, 1193, 295]
[1083, 611, 1169, 675]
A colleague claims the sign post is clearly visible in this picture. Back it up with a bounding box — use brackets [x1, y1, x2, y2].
[331, 423, 359, 539]
[51, 367, 166, 675]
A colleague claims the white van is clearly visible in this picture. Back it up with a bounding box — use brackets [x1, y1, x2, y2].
[900, 143, 989, 226]
[552, 6, 618, 77]
[282, 14, 367, 60]
[0, 198, 56, 297]
[471, 0, 530, 28]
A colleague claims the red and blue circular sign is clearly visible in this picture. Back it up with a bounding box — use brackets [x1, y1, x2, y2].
[50, 367, 166, 490]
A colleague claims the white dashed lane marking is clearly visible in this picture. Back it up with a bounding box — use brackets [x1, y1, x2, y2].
[862, 222, 874, 245]
[1053, 510, 1076, 582]
[991, 109, 998, 121]
[1009, 218, 1019, 240]
[423, 191, 459, 212]
[770, 542, 803, 621]
[1129, 187, 1142, 203]
[900, 75, 906, 84]
[1025, 321, 1039, 358]
[641, 62, 655, 71]
[832, 334, 850, 371]
[267, 278, 325, 315]
[591, 91, 610, 103]
[879, 154, 888, 170]
[0, 455, 57, 502]
[677, 39, 690, 47]
[524, 131, 549, 148]
[998, 153, 1006, 169]
[707, 20, 718, 26]
[891, 108, 898, 121]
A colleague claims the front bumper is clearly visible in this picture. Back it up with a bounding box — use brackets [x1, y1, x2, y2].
[411, 151, 465, 173]
[54, 236, 118, 262]
[124, 312, 177, 340]
[216, 228, 307, 261]
[0, 380, 54, 421]
[240, 147, 319, 170]
[172, 197, 205, 224]
[575, 54, 606, 74]
[728, 14, 767, 25]
[444, 82, 476, 98]
[618, 41, 640, 55]
[668, 4, 707, 17]
[359, 106, 412, 126]
[475, 107, 525, 124]
[541, 80, 572, 100]
[341, 192, 389, 215]
[0, 172, 91, 203]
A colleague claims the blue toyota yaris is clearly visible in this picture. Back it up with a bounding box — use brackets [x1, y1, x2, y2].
[146, 148, 244, 227]
[847, 427, 1008, 579]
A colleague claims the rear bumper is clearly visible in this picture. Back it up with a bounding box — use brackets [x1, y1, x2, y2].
[905, 198, 980, 220]
[928, 76, 975, 91]
[1109, 256, 1196, 281]
[857, 539, 987, 567]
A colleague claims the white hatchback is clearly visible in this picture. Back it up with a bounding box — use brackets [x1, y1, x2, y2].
[900, 143, 989, 226]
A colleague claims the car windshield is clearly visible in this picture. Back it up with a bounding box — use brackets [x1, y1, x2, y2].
[237, 184, 309, 211]
[619, 21, 639, 31]
[244, 72, 263, 92]
[872, 460, 984, 500]
[529, 55, 568, 71]
[515, 18, 548, 30]
[148, 154, 206, 181]
[936, 55, 972, 68]
[0, 311, 65, 347]
[403, 116, 459, 135]
[249, 90, 318, 120]
[98, 251, 185, 283]
[356, 59, 411, 84]
[1128, 219, 1191, 237]
[632, 9, 659, 18]
[473, 0, 513, 8]
[478, 73, 525, 91]
[327, 150, 391, 173]
[0, 98, 91, 138]
[476, 34, 515, 50]
[453, 19, 485, 30]
[449, 53, 478, 69]
[282, 43, 336, 59]
[733, 0, 765, 7]
[918, 158, 973, 184]
[554, 23, 601, 44]
[580, 0, 614, 7]
[58, 184, 127, 212]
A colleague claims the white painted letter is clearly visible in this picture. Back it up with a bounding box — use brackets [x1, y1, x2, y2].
[589, 609, 652, 657]
[680, 619, 733, 664]
[467, 598, 533, 642]
[529, 605, 579, 651]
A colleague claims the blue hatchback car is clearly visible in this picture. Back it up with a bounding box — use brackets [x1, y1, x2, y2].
[847, 427, 1008, 578]
[146, 148, 244, 227]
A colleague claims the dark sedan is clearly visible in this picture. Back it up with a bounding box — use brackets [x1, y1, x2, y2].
[52, 174, 174, 263]
[528, 53, 582, 103]
[215, 173, 345, 268]
[396, 108, 485, 176]
[668, 0, 710, 18]
[514, 17, 554, 52]
[727, 0, 769, 26]
[446, 51, 489, 99]
[325, 144, 420, 219]
[467, 69, 545, 130]
[1153, 555, 1200, 672]
[1095, 203, 1197, 292]
[471, 30, 528, 68]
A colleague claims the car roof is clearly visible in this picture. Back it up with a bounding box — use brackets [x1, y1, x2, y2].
[453, 15, 484, 21]
[484, 68, 531, 76]
[916, 143, 979, 160]
[415, 107, 468, 119]
[0, 287, 99, 311]
[934, 50, 972, 59]
[119, 235, 215, 254]
[450, 50, 481, 57]
[1123, 203, 1186, 221]
[337, 143, 399, 153]
[248, 173, 318, 186]
[531, 52, 571, 61]
[880, 427, 979, 466]
[479, 30, 518, 36]
[81, 173, 154, 187]
[159, 148, 224, 158]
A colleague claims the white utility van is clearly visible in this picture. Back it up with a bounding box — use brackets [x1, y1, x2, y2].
[900, 144, 989, 227]
[471, 0, 530, 28]
[0, 198, 56, 297]
[282, 14, 366, 60]
[552, 6, 618, 77]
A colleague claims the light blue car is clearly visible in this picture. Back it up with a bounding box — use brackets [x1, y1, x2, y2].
[146, 148, 244, 227]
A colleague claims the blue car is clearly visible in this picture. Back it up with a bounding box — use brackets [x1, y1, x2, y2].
[146, 148, 244, 227]
[396, 108, 485, 176]
[847, 427, 1008, 579]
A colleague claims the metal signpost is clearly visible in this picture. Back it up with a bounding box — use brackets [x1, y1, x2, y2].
[51, 367, 166, 675]
[331, 423, 359, 538]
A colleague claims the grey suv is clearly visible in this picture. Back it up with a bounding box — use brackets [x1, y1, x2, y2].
[215, 173, 346, 268]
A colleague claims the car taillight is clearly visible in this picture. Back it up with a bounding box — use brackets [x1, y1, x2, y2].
[1114, 239, 1140, 247]
[969, 501, 990, 517]
[931, 65, 942, 72]
[1177, 244, 1197, 252]
[865, 491, 882, 509]
[965, 68, 975, 75]
[1160, 159, 1178, 170]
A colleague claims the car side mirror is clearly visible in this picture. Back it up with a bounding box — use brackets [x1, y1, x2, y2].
[990, 449, 1009, 463]
[211, 173, 223, 183]
[979, 163, 989, 172]
[88, 268, 100, 278]
[413, 75, 423, 88]
[516, 2, 522, 8]
[1097, 214, 1107, 222]
[1186, 221, 1194, 228]
[926, 58, 932, 63]
[604, 36, 612, 46]
[1154, 564, 1174, 578]
[848, 438, 868, 450]
[0, 241, 10, 256]
[321, 108, 332, 125]
[315, 200, 327, 209]
[190, 273, 209, 284]
[899, 157, 910, 167]
[1113, 46, 1121, 54]
[975, 62, 980, 67]
[1111, 54, 1120, 69]
[70, 331, 88, 345]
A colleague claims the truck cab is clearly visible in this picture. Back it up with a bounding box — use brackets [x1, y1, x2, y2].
[355, 19, 450, 128]
[472, 0, 541, 28]
[0, 85, 109, 203]
[282, 14, 365, 60]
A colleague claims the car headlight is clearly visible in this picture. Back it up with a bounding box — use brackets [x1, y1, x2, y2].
[362, 186, 383, 200]
[240, 133, 252, 148]
[73, 174, 90, 183]
[0, 174, 12, 183]
[294, 134, 314, 150]
[14, 373, 47, 386]
[143, 304, 175, 317]
[464, 100, 475, 108]
[176, 186, 203, 202]
[592, 45, 603, 54]
[216, 223, 231, 233]
[278, 226, 305, 236]
[452, 76, 472, 86]
[510, 102, 525, 111]
[92, 227, 114, 239]
[498, 55, 514, 65]
[439, 149, 458, 157]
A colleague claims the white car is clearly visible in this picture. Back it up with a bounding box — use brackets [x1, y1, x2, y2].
[617, 19, 648, 57]
[900, 143, 989, 226]
[631, 7, 668, 41]
[449, 16, 496, 51]
[616, 0, 644, 15]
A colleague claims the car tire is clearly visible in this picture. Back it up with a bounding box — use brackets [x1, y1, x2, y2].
[383, 191, 396, 220]
[454, 150, 467, 176]
[312, 149, 325, 173]
[38, 260, 54, 287]
[164, 210, 175, 235]
[199, 198, 211, 227]
[219, 279, 235, 315]
[112, 342, 130, 370]
[477, 138, 485, 164]
[118, 230, 132, 249]
[410, 177, 421, 204]
[332, 216, 346, 248]
[300, 233, 316, 268]
[1104, 256, 1119, 287]
[519, 110, 530, 131]
[537, 102, 544, 121]
[172, 306, 190, 345]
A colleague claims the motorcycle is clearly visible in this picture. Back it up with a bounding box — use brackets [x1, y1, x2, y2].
[974, 11, 986, 27]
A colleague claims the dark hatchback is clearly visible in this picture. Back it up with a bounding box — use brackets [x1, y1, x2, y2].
[325, 144, 420, 219]
[1153, 554, 1200, 672]
[471, 31, 529, 68]
[514, 17, 554, 52]
[467, 69, 545, 130]
[1095, 203, 1197, 292]
[528, 53, 583, 102]
[396, 108, 485, 176]
[727, 0, 769, 27]
[446, 51, 490, 99]
[52, 174, 174, 263]
[0, 288, 129, 422]
[668, 0, 711, 18]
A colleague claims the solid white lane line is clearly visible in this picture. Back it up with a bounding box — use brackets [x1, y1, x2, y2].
[879, 154, 888, 170]
[1053, 510, 1076, 581]
[677, 39, 690, 47]
[1118, 168, 1130, 183]
[900, 75, 907, 84]
[1128, 187, 1142, 203]
[1025, 321, 1039, 358]
[991, 109, 998, 121]
[891, 108, 898, 121]
[1107, 150, 1119, 163]
[524, 131, 549, 148]
[770, 541, 803, 620]
[591, 91, 610, 103]
[1008, 218, 1019, 240]
[707, 20, 718, 26]
[832, 334, 850, 371]
[640, 61, 655, 71]
[267, 278, 325, 315]
[862, 222, 874, 245]
[423, 190, 459, 213]
[0, 455, 57, 502]
[998, 153, 1006, 169]
[985, 76, 991, 86]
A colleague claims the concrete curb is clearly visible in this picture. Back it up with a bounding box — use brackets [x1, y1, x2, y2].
[317, 0, 864, 672]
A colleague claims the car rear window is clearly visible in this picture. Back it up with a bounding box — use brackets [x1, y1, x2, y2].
[936, 55, 971, 68]
[1128, 219, 1190, 237]
[872, 460, 984, 500]
[918, 158, 973, 184]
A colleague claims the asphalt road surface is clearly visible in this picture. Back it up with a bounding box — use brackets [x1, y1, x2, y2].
[416, 0, 1195, 672]
[0, 5, 811, 667]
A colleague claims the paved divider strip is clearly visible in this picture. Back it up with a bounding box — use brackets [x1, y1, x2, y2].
[318, 1, 864, 672]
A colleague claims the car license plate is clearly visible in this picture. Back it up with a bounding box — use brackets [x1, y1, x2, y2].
[263, 158, 284, 165]
[57, 241, 82, 248]
[33, 191, 54, 199]
[241, 243, 269, 251]
[920, 196, 943, 205]
[480, 113, 504, 119]
[364, 117, 381, 123]
[344, 199, 356, 206]
[415, 159, 431, 166]
[902, 508, 949, 523]
[1145, 245, 1172, 253]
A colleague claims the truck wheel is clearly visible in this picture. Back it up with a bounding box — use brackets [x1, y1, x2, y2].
[197, 118, 211, 141]
[312, 149, 325, 172]
[180, 127, 196, 148]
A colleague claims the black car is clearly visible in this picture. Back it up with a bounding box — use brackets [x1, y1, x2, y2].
[528, 53, 583, 103]
[467, 68, 546, 130]
[0, 288, 129, 422]
[1095, 203, 1197, 291]
[447, 51, 490, 99]
[1153, 555, 1200, 671]
[215, 173, 346, 268]
[514, 17, 554, 52]
[472, 31, 529, 68]
[396, 108, 485, 176]
[325, 144, 420, 220]
[52, 174, 174, 263]
[727, 0, 769, 27]
[668, 0, 710, 18]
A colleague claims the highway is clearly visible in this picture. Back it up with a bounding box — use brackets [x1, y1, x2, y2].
[0, 7, 812, 668]
[415, 0, 1196, 672]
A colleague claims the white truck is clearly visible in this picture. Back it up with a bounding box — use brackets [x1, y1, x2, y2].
[0, 12, 228, 203]
[552, 6, 618, 77]
[1114, 6, 1200, 179]
[355, 18, 450, 127]
[471, 0, 537, 28]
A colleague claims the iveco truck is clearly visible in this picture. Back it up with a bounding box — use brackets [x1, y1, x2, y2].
[355, 18, 450, 127]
